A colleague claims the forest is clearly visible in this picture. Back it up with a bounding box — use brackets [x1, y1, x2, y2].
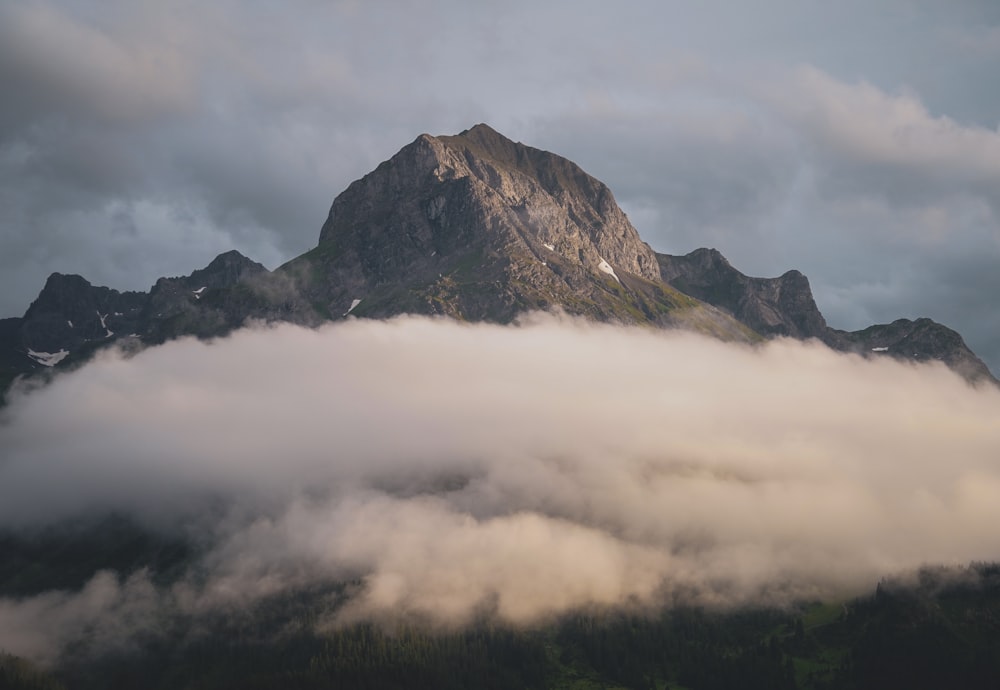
[1, 516, 999, 689]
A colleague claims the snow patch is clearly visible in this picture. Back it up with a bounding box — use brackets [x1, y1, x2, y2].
[344, 298, 362, 316]
[67, 320, 73, 328]
[871, 347, 889, 352]
[96, 311, 113, 338]
[27, 349, 69, 367]
[192, 286, 207, 299]
[543, 243, 555, 251]
[597, 257, 620, 283]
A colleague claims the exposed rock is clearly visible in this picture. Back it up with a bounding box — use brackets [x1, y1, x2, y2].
[20, 273, 146, 351]
[836, 318, 995, 383]
[658, 248, 995, 383]
[658, 248, 832, 342]
[138, 250, 317, 344]
[0, 251, 321, 400]
[283, 123, 744, 335]
[1, 124, 994, 399]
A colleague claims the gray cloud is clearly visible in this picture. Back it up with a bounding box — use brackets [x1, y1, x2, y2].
[1, 0, 996, 374]
[2, 315, 1000, 661]
[0, 570, 163, 666]
[0, 0, 994, 396]
[527, 61, 1000, 373]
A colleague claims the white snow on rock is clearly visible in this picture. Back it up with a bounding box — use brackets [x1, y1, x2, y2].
[543, 243, 555, 251]
[597, 257, 620, 283]
[96, 311, 113, 338]
[871, 346, 889, 352]
[192, 286, 207, 299]
[67, 320, 73, 328]
[27, 349, 69, 367]
[344, 298, 362, 316]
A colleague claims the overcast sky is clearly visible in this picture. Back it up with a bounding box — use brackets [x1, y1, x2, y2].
[1, 0, 998, 372]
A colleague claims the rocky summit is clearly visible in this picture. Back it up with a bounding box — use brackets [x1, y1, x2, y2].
[657, 247, 994, 382]
[0, 124, 995, 398]
[281, 123, 748, 336]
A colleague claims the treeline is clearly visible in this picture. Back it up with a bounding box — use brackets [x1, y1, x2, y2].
[555, 607, 797, 690]
[0, 653, 65, 690]
[52, 623, 549, 690]
[836, 562, 1000, 690]
[3, 523, 1000, 690]
[16, 607, 800, 690]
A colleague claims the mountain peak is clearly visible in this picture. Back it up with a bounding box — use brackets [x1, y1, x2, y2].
[658, 248, 996, 382]
[191, 250, 267, 287]
[26, 273, 117, 321]
[41, 272, 93, 290]
[436, 123, 524, 166]
[3, 126, 994, 398]
[452, 122, 505, 143]
[302, 124, 668, 322]
[657, 248, 830, 341]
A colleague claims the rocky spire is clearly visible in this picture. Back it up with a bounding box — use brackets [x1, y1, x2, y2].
[292, 123, 698, 327]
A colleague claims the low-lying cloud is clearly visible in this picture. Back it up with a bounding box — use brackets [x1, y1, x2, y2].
[2, 314, 1000, 661]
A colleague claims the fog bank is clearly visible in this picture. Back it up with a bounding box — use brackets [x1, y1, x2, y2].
[2, 314, 999, 660]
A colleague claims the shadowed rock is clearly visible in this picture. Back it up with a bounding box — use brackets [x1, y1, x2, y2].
[1, 125, 994, 398]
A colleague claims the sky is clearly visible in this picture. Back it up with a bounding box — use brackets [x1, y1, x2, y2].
[1, 0, 998, 376]
[2, 315, 1000, 662]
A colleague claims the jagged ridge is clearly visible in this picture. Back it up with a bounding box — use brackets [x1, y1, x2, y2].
[1, 124, 994, 399]
[280, 124, 745, 336]
[658, 247, 995, 383]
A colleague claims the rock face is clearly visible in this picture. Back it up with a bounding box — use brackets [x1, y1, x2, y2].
[0, 274, 146, 392]
[139, 250, 318, 344]
[1, 124, 995, 399]
[282, 124, 726, 331]
[658, 248, 831, 341]
[835, 318, 995, 383]
[316, 124, 661, 283]
[658, 248, 995, 383]
[18, 274, 147, 353]
[0, 250, 318, 396]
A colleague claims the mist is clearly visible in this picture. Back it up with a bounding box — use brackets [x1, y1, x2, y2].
[2, 314, 999, 662]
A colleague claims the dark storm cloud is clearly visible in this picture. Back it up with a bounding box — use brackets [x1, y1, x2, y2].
[0, 1, 447, 311]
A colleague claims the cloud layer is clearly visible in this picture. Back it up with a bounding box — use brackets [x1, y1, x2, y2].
[2, 315, 999, 661]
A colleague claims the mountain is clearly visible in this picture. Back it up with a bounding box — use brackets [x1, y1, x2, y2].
[0, 251, 317, 396]
[657, 247, 832, 342]
[832, 317, 995, 382]
[0, 124, 994, 399]
[280, 123, 750, 337]
[658, 247, 995, 382]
